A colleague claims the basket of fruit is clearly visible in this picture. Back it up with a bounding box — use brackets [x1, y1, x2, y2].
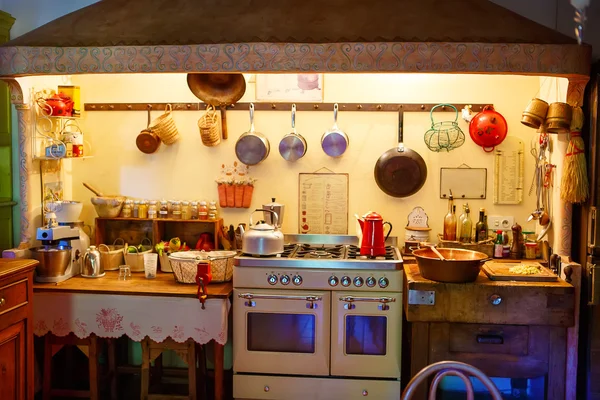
[155, 237, 191, 273]
[123, 238, 153, 272]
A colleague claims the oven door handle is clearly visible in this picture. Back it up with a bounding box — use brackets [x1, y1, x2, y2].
[339, 296, 396, 311]
[238, 293, 322, 309]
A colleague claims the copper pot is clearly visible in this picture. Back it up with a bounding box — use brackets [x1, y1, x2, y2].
[412, 247, 490, 283]
[546, 102, 572, 133]
[521, 98, 549, 129]
[136, 108, 161, 154]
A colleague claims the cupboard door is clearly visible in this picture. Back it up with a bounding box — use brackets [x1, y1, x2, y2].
[0, 321, 25, 400]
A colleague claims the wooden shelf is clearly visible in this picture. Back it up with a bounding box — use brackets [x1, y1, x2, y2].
[96, 217, 220, 223]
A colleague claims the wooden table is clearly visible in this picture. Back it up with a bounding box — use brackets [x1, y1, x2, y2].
[33, 271, 232, 400]
[403, 261, 575, 399]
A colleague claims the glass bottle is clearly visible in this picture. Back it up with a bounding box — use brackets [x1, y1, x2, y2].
[181, 201, 190, 220]
[139, 200, 148, 219]
[475, 208, 487, 242]
[121, 200, 132, 218]
[148, 201, 158, 219]
[159, 201, 169, 219]
[199, 201, 209, 220]
[190, 201, 199, 220]
[494, 230, 504, 258]
[132, 200, 140, 218]
[172, 201, 182, 219]
[208, 201, 218, 220]
[459, 203, 472, 243]
[443, 194, 457, 241]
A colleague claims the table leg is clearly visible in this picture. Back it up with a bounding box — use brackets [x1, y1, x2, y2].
[89, 334, 99, 400]
[42, 334, 52, 400]
[141, 338, 150, 400]
[187, 339, 197, 400]
[214, 341, 224, 400]
[107, 338, 118, 400]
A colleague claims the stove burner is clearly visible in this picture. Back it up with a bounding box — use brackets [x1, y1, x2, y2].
[243, 243, 296, 258]
[346, 245, 396, 260]
[294, 244, 344, 259]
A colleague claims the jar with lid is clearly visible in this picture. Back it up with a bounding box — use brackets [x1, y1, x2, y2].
[172, 201, 182, 219]
[208, 201, 218, 220]
[121, 200, 133, 218]
[148, 201, 158, 219]
[181, 201, 190, 220]
[159, 201, 169, 219]
[139, 200, 148, 219]
[133, 200, 140, 218]
[190, 201, 199, 220]
[524, 242, 537, 259]
[167, 200, 174, 218]
[199, 201, 209, 220]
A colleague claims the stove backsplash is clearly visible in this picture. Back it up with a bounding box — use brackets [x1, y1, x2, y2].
[283, 234, 398, 247]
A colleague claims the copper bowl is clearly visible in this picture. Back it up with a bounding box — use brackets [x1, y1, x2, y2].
[412, 247, 490, 283]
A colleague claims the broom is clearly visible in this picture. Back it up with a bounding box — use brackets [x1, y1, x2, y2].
[560, 105, 589, 203]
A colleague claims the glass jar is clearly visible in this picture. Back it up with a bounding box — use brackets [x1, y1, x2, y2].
[524, 242, 537, 259]
[190, 201, 199, 220]
[181, 201, 190, 220]
[159, 201, 168, 219]
[199, 201, 208, 220]
[121, 200, 133, 218]
[208, 201, 218, 220]
[132, 200, 140, 218]
[139, 200, 148, 219]
[167, 200, 174, 218]
[172, 201, 182, 219]
[148, 201, 158, 219]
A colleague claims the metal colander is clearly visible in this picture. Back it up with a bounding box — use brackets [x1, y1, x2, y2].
[424, 104, 465, 152]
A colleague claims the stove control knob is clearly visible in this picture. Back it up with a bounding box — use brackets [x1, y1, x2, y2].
[328, 276, 339, 287]
[267, 274, 278, 285]
[353, 277, 364, 287]
[292, 275, 303, 286]
[378, 277, 389, 288]
[341, 276, 351, 287]
[366, 277, 377, 287]
[280, 275, 290, 285]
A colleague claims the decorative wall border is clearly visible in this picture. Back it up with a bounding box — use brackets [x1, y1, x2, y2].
[0, 42, 591, 77]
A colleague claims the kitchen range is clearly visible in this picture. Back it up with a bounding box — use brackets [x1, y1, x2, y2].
[233, 234, 403, 400]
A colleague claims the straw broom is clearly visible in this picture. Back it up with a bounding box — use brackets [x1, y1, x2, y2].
[560, 105, 589, 203]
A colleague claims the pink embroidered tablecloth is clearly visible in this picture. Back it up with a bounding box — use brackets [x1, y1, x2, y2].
[33, 292, 231, 344]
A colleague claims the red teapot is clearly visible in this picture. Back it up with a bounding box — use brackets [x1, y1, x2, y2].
[196, 260, 212, 309]
[468, 105, 508, 152]
[357, 212, 392, 257]
[44, 93, 74, 117]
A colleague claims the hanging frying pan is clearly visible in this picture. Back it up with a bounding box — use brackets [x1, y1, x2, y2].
[374, 112, 427, 197]
[321, 103, 349, 157]
[235, 103, 270, 166]
[279, 104, 307, 161]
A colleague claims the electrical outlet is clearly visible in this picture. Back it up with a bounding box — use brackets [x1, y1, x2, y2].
[488, 215, 514, 231]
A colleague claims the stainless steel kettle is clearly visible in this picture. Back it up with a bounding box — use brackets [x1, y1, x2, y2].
[262, 198, 284, 228]
[242, 209, 284, 256]
[82, 245, 105, 278]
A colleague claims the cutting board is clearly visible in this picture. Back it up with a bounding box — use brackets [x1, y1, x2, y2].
[482, 261, 558, 282]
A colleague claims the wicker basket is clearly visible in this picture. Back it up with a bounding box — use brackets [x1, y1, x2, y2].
[98, 239, 125, 271]
[437, 234, 494, 257]
[198, 106, 221, 147]
[169, 251, 210, 284]
[149, 104, 180, 145]
[123, 238, 153, 272]
[207, 251, 236, 282]
[159, 252, 172, 272]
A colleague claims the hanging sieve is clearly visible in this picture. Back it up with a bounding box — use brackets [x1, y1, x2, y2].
[424, 104, 466, 152]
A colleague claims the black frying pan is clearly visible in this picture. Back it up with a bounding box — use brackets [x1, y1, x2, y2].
[374, 112, 427, 197]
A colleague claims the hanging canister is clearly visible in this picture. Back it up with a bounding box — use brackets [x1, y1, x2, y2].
[545, 102, 572, 133]
[521, 98, 549, 129]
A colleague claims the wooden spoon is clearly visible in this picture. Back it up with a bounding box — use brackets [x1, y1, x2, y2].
[428, 245, 447, 261]
[83, 182, 104, 197]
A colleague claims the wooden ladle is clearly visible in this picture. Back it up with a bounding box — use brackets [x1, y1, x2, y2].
[427, 245, 447, 261]
[83, 182, 104, 197]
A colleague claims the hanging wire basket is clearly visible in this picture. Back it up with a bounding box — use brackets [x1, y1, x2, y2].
[424, 104, 465, 152]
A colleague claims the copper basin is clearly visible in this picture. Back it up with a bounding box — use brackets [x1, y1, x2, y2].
[412, 247, 490, 283]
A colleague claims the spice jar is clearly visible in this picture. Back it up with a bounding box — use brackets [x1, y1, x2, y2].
[148, 201, 158, 219]
[524, 242, 537, 259]
[172, 201, 182, 219]
[159, 201, 168, 219]
[199, 201, 208, 220]
[133, 200, 140, 218]
[181, 201, 190, 220]
[121, 200, 133, 218]
[190, 201, 199, 220]
[139, 200, 148, 219]
[208, 201, 218, 220]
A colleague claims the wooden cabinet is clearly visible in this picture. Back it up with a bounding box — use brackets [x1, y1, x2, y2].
[0, 259, 37, 400]
[95, 217, 223, 249]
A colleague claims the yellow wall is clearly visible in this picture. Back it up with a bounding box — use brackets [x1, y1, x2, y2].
[25, 73, 557, 244]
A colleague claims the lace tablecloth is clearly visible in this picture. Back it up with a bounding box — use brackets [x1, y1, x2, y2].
[33, 292, 231, 344]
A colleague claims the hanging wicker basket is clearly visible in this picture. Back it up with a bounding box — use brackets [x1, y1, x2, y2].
[149, 104, 180, 145]
[198, 105, 221, 147]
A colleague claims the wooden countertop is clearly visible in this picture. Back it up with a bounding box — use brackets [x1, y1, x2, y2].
[33, 271, 232, 299]
[0, 258, 38, 279]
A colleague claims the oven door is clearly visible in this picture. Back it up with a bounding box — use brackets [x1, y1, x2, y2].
[331, 291, 402, 378]
[233, 288, 331, 376]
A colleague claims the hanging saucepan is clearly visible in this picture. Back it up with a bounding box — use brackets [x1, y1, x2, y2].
[186, 73, 246, 140]
[235, 103, 270, 166]
[468, 105, 508, 152]
[321, 103, 349, 157]
[279, 104, 307, 161]
[374, 112, 427, 197]
[136, 107, 161, 154]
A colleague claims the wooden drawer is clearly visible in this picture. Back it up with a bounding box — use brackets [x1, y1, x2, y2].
[0, 278, 28, 316]
[448, 323, 529, 356]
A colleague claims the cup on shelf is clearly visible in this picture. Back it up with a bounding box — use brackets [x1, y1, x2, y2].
[118, 265, 132, 280]
[143, 253, 158, 279]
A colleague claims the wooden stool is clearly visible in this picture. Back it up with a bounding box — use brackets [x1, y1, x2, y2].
[141, 336, 199, 400]
[42, 333, 99, 400]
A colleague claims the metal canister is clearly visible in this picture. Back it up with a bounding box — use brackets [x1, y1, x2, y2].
[82, 245, 105, 278]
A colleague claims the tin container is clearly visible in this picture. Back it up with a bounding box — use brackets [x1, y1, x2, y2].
[521, 98, 549, 129]
[546, 102, 572, 133]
